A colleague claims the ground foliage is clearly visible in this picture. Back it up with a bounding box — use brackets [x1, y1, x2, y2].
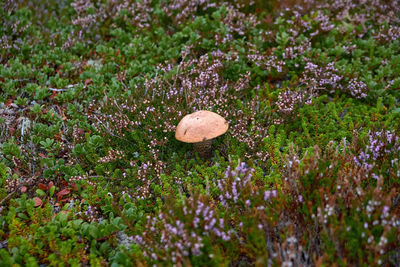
[1, 0, 400, 266]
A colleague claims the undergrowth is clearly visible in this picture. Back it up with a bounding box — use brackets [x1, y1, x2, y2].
[1, 0, 400, 266]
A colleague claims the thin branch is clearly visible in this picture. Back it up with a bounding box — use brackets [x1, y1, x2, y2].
[0, 176, 36, 206]
[48, 84, 78, 92]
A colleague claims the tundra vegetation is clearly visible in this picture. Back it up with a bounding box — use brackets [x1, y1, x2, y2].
[1, 0, 400, 266]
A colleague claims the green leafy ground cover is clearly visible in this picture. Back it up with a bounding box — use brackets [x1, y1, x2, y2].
[1, 0, 400, 265]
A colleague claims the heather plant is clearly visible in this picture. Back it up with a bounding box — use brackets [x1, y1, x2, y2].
[1, 0, 400, 265]
[354, 129, 400, 186]
[283, 142, 400, 265]
[132, 161, 284, 265]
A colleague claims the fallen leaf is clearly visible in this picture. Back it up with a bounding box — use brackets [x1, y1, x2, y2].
[71, 183, 77, 191]
[57, 188, 70, 197]
[33, 197, 43, 207]
[48, 181, 54, 189]
[38, 183, 48, 191]
[20, 186, 27, 193]
[56, 188, 70, 201]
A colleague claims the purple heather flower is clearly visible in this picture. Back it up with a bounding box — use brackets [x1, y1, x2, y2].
[264, 190, 271, 201]
[383, 206, 390, 214]
[371, 173, 380, 180]
[193, 217, 200, 228]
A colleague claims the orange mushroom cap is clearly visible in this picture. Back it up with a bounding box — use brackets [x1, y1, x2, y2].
[175, 110, 229, 143]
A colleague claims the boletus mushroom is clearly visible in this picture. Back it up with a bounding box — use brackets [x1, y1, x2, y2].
[175, 110, 229, 158]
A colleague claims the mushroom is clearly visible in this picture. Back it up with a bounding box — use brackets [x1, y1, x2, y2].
[175, 110, 229, 158]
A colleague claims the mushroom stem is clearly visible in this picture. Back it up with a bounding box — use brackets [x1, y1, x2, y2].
[193, 139, 213, 158]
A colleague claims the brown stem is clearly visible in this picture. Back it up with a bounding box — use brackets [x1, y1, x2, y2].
[193, 139, 213, 158]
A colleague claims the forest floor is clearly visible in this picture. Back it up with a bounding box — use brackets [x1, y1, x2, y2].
[1, 0, 400, 266]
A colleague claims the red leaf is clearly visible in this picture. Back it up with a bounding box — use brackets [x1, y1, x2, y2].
[38, 153, 46, 158]
[33, 197, 43, 207]
[70, 183, 77, 191]
[84, 79, 92, 86]
[20, 186, 27, 193]
[38, 183, 48, 191]
[56, 188, 70, 198]
[57, 188, 70, 202]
